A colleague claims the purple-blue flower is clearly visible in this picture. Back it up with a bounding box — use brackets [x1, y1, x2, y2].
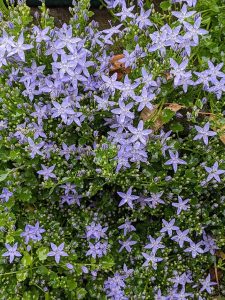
[160, 218, 179, 237]
[144, 235, 165, 254]
[172, 196, 190, 215]
[101, 73, 122, 94]
[128, 120, 152, 145]
[0, 187, 13, 202]
[200, 274, 217, 294]
[164, 150, 187, 173]
[117, 187, 139, 209]
[51, 98, 75, 124]
[47, 242, 68, 263]
[37, 165, 57, 180]
[86, 222, 108, 240]
[144, 192, 165, 208]
[135, 87, 155, 111]
[136, 8, 152, 29]
[118, 220, 136, 236]
[115, 4, 135, 21]
[2, 243, 22, 263]
[21, 222, 45, 244]
[27, 137, 45, 158]
[202, 232, 218, 255]
[7, 32, 33, 61]
[184, 241, 204, 258]
[170, 58, 189, 86]
[111, 99, 134, 123]
[193, 122, 216, 145]
[171, 229, 191, 248]
[183, 17, 208, 44]
[86, 241, 108, 259]
[172, 4, 196, 23]
[119, 237, 137, 253]
[142, 252, 163, 269]
[204, 161, 225, 183]
[118, 75, 139, 99]
[207, 60, 225, 82]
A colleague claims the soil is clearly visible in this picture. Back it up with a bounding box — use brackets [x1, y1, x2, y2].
[30, 1, 163, 29]
[30, 7, 117, 29]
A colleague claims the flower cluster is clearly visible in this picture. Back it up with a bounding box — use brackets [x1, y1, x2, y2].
[0, 0, 225, 299]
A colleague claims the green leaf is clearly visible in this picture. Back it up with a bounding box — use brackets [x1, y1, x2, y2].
[0, 170, 10, 182]
[195, 99, 203, 109]
[88, 11, 94, 18]
[160, 1, 171, 11]
[23, 291, 39, 300]
[22, 252, 33, 267]
[5, 233, 15, 243]
[76, 288, 87, 299]
[211, 4, 219, 12]
[0, 0, 8, 16]
[67, 278, 77, 291]
[45, 293, 50, 300]
[101, 256, 115, 270]
[170, 123, 184, 132]
[37, 247, 49, 261]
[17, 188, 32, 202]
[0, 148, 10, 162]
[162, 109, 175, 123]
[16, 270, 28, 282]
[37, 265, 49, 275]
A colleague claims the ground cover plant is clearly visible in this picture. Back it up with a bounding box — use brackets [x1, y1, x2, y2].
[1, 0, 225, 299]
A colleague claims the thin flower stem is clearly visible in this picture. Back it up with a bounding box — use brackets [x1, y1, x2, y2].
[163, 103, 215, 116]
[98, 0, 121, 22]
[32, 283, 45, 293]
[0, 262, 106, 277]
[200, 6, 225, 13]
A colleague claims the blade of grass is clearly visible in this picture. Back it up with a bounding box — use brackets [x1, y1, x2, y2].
[0, 0, 8, 16]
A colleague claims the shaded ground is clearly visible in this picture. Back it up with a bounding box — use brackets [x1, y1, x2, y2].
[31, 7, 116, 29]
[30, 1, 163, 29]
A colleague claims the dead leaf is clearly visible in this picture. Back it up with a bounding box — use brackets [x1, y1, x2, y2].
[110, 54, 124, 70]
[209, 116, 225, 145]
[140, 106, 158, 122]
[216, 250, 225, 260]
[25, 204, 35, 213]
[109, 54, 131, 80]
[210, 265, 223, 282]
[140, 105, 164, 131]
[140, 103, 184, 131]
[165, 71, 172, 80]
[166, 103, 184, 113]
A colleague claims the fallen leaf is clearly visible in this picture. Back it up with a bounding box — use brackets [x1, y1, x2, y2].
[140, 103, 184, 131]
[210, 265, 223, 282]
[109, 54, 131, 80]
[110, 54, 124, 70]
[166, 103, 184, 112]
[165, 71, 172, 80]
[209, 116, 225, 145]
[140, 105, 164, 131]
[216, 250, 225, 260]
[140, 106, 158, 122]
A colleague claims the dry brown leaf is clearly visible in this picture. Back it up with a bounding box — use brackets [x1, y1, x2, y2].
[165, 71, 173, 80]
[25, 204, 35, 213]
[110, 54, 124, 70]
[216, 250, 225, 260]
[109, 54, 131, 80]
[140, 103, 184, 131]
[210, 265, 223, 282]
[166, 103, 184, 112]
[209, 115, 225, 145]
[140, 106, 158, 122]
[140, 105, 164, 131]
